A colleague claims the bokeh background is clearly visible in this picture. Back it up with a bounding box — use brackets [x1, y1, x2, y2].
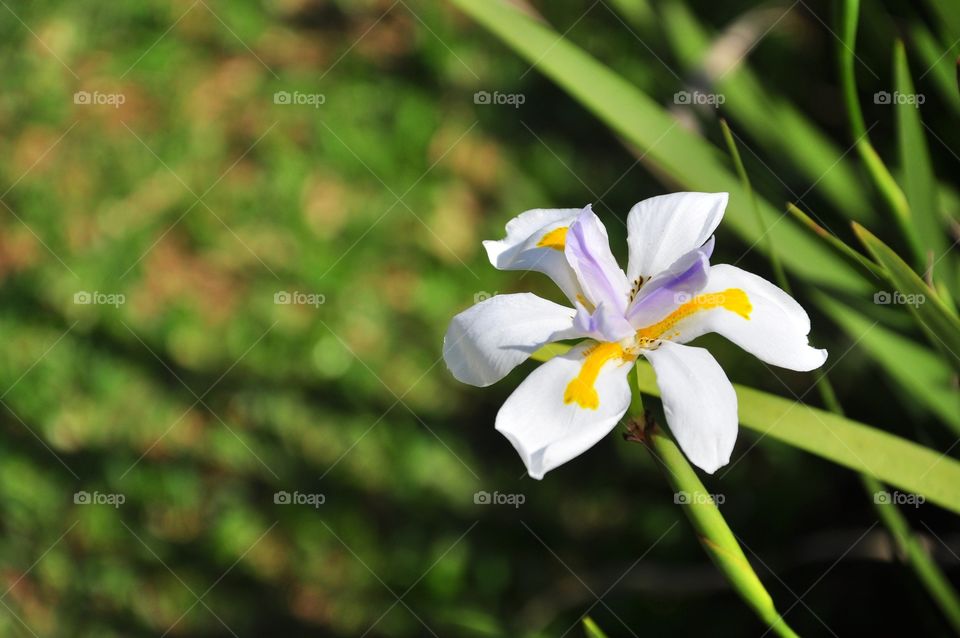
[1, 0, 958, 636]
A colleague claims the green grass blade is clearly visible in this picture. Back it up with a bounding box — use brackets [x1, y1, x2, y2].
[861, 471, 960, 634]
[815, 292, 960, 433]
[448, 0, 868, 293]
[894, 40, 948, 284]
[925, 0, 960, 43]
[633, 360, 960, 515]
[839, 0, 920, 263]
[911, 23, 960, 116]
[785, 204, 887, 280]
[720, 119, 790, 293]
[661, 1, 872, 223]
[853, 223, 960, 371]
[632, 399, 798, 637]
[582, 617, 611, 638]
[535, 344, 960, 515]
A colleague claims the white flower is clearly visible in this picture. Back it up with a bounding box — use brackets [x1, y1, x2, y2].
[443, 193, 827, 479]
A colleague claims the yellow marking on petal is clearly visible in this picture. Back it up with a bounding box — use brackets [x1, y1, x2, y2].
[536, 226, 568, 251]
[563, 342, 624, 410]
[635, 288, 751, 347]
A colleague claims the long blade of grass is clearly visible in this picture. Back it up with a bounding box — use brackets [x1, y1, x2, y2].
[633, 360, 960, 515]
[911, 23, 960, 116]
[853, 223, 960, 371]
[815, 292, 960, 433]
[894, 40, 949, 287]
[631, 398, 798, 637]
[839, 0, 921, 264]
[661, 2, 872, 223]
[582, 617, 610, 638]
[785, 203, 887, 280]
[448, 0, 868, 293]
[726, 121, 960, 629]
[532, 344, 960, 516]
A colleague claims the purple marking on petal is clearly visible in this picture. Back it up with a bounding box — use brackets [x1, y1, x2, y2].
[552, 300, 635, 343]
[626, 241, 712, 327]
[564, 206, 630, 315]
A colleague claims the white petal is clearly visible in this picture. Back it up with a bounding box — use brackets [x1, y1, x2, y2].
[644, 342, 737, 473]
[482, 208, 584, 303]
[673, 264, 828, 371]
[495, 342, 634, 479]
[443, 293, 576, 387]
[626, 192, 727, 281]
[625, 237, 713, 327]
[564, 206, 631, 314]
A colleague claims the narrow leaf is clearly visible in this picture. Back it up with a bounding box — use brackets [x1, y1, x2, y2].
[854, 223, 960, 371]
[449, 0, 869, 293]
[633, 360, 960, 515]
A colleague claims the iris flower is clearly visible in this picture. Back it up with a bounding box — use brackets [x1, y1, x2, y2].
[443, 193, 827, 478]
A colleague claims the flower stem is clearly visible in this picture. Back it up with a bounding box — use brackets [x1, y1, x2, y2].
[630, 371, 799, 638]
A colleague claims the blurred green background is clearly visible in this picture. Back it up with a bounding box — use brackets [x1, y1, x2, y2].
[0, 0, 958, 635]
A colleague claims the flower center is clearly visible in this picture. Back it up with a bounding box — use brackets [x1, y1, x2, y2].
[536, 226, 568, 251]
[563, 342, 626, 409]
[634, 288, 751, 348]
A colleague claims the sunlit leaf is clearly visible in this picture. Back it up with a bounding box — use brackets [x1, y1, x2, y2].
[815, 292, 960, 433]
[448, 0, 869, 293]
[854, 223, 960, 371]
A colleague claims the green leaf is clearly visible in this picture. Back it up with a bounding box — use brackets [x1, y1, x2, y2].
[894, 40, 948, 282]
[911, 23, 960, 116]
[785, 204, 886, 280]
[853, 223, 960, 371]
[660, 2, 872, 224]
[633, 360, 960, 515]
[582, 617, 611, 638]
[448, 0, 869, 293]
[535, 343, 960, 515]
[815, 292, 960, 433]
[633, 399, 798, 638]
[839, 0, 920, 263]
